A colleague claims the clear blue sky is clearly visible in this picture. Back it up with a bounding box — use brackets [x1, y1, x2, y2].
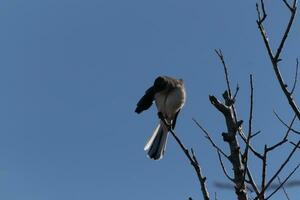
[0, 0, 299, 199]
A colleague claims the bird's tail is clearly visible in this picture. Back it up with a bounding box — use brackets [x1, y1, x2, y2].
[144, 122, 168, 160]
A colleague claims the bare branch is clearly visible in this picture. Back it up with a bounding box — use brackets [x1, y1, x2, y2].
[256, 2, 274, 63]
[256, 0, 267, 23]
[250, 131, 261, 139]
[257, 140, 300, 199]
[209, 95, 231, 114]
[266, 139, 288, 152]
[238, 130, 263, 160]
[193, 118, 229, 159]
[217, 150, 235, 182]
[215, 50, 263, 160]
[277, 176, 290, 200]
[290, 141, 300, 148]
[246, 167, 260, 196]
[233, 84, 240, 101]
[261, 145, 267, 198]
[242, 75, 254, 185]
[266, 164, 300, 200]
[290, 58, 299, 95]
[274, 0, 297, 61]
[208, 94, 247, 200]
[172, 132, 210, 200]
[283, 0, 293, 12]
[191, 148, 211, 200]
[272, 64, 300, 120]
[260, 0, 267, 20]
[245, 75, 254, 155]
[273, 112, 299, 134]
[215, 49, 233, 98]
[256, 0, 300, 120]
[265, 114, 297, 152]
[159, 116, 210, 200]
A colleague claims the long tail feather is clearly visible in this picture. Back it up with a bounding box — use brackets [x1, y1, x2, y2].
[144, 122, 168, 160]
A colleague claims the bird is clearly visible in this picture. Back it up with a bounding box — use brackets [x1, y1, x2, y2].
[135, 76, 186, 160]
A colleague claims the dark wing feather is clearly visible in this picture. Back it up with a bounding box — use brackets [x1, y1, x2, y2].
[135, 86, 155, 114]
[135, 76, 182, 114]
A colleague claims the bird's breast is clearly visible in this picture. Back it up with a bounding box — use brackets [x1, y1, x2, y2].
[155, 85, 186, 120]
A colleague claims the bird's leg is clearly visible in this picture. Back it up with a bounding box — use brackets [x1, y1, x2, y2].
[157, 112, 172, 130]
[157, 112, 164, 120]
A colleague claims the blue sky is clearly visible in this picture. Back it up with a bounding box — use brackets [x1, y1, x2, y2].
[0, 0, 299, 199]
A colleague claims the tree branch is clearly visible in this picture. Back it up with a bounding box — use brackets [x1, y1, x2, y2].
[255, 140, 300, 199]
[242, 75, 254, 188]
[273, 112, 300, 134]
[209, 94, 247, 200]
[276, 176, 290, 200]
[217, 150, 235, 182]
[290, 58, 299, 95]
[265, 114, 296, 152]
[193, 119, 229, 159]
[266, 164, 300, 200]
[159, 116, 210, 200]
[256, 0, 300, 120]
[246, 167, 260, 196]
[215, 49, 233, 98]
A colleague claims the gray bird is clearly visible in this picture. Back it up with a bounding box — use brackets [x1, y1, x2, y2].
[135, 76, 186, 160]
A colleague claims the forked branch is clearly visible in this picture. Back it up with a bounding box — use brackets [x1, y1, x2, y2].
[256, 0, 300, 120]
[159, 116, 210, 200]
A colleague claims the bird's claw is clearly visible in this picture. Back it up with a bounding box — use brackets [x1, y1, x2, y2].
[157, 112, 164, 120]
[157, 112, 172, 130]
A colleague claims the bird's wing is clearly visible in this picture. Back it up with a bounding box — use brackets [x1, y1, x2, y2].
[135, 76, 182, 114]
[135, 86, 155, 114]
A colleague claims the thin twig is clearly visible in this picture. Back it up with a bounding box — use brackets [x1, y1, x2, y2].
[191, 148, 211, 200]
[274, 0, 297, 61]
[215, 49, 232, 98]
[257, 0, 300, 120]
[266, 139, 288, 152]
[193, 118, 229, 159]
[273, 112, 300, 134]
[283, 0, 293, 11]
[290, 141, 300, 148]
[242, 75, 254, 184]
[256, 140, 300, 199]
[267, 115, 296, 152]
[290, 58, 299, 95]
[260, 0, 267, 21]
[159, 116, 210, 200]
[256, 0, 267, 23]
[293, 0, 298, 8]
[265, 164, 300, 200]
[261, 145, 267, 198]
[217, 150, 234, 182]
[233, 84, 240, 100]
[250, 131, 261, 139]
[265, 114, 296, 152]
[238, 129, 264, 160]
[277, 176, 291, 200]
[246, 167, 260, 196]
[256, 1, 274, 63]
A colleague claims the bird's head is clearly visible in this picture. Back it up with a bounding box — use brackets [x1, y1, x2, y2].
[153, 76, 166, 91]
